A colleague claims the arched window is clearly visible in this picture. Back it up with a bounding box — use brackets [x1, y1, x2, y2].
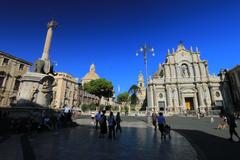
[14, 76, 21, 90]
[181, 64, 190, 77]
[0, 72, 6, 87]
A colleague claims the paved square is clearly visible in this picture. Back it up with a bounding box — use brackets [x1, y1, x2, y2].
[0, 116, 197, 160]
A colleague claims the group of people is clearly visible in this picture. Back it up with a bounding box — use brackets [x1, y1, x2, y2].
[0, 109, 74, 134]
[152, 112, 171, 139]
[93, 110, 122, 139]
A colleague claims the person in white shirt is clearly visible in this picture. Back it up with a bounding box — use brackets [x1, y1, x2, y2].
[95, 111, 101, 130]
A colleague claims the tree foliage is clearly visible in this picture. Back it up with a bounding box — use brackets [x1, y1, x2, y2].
[117, 92, 129, 104]
[128, 85, 140, 105]
[128, 85, 140, 95]
[83, 78, 114, 98]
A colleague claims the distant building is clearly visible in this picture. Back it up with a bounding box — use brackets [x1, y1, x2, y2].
[148, 43, 224, 114]
[52, 72, 100, 109]
[219, 65, 240, 112]
[0, 51, 32, 107]
[81, 64, 100, 85]
[78, 89, 99, 106]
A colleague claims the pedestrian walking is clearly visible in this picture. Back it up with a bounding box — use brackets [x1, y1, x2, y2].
[157, 112, 166, 139]
[99, 110, 107, 138]
[226, 112, 240, 142]
[197, 112, 200, 119]
[210, 116, 214, 123]
[56, 111, 62, 130]
[108, 111, 116, 139]
[95, 111, 101, 130]
[116, 112, 122, 133]
[152, 112, 157, 131]
[90, 112, 95, 126]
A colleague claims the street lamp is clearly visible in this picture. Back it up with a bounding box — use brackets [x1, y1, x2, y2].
[136, 43, 155, 125]
[136, 44, 155, 82]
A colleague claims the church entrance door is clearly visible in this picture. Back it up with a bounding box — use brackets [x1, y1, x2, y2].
[185, 97, 194, 110]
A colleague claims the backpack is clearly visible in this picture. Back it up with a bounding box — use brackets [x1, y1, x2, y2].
[108, 116, 116, 126]
[113, 118, 116, 126]
[99, 115, 104, 125]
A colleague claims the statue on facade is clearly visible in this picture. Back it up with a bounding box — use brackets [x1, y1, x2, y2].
[181, 64, 189, 77]
[153, 64, 164, 78]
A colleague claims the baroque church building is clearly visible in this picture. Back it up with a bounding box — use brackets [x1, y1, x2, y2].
[147, 43, 224, 114]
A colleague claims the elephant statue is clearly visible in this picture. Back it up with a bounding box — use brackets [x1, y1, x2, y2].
[33, 59, 57, 76]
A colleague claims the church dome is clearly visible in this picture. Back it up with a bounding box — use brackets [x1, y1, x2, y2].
[82, 64, 100, 83]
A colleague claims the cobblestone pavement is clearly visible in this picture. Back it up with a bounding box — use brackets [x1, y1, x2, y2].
[0, 116, 197, 160]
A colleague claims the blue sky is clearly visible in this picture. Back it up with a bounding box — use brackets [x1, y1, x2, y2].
[0, 0, 239, 95]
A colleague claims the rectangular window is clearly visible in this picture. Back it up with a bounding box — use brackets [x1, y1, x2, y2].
[19, 64, 24, 70]
[2, 58, 9, 66]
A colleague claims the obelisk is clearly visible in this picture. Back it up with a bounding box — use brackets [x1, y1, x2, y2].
[16, 19, 57, 108]
[41, 19, 58, 61]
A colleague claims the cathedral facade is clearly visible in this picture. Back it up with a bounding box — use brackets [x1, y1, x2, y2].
[147, 43, 224, 114]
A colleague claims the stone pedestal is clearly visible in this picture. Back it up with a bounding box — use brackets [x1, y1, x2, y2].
[16, 72, 55, 108]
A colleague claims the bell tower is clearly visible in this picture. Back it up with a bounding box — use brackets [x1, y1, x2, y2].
[138, 71, 145, 89]
[137, 71, 146, 100]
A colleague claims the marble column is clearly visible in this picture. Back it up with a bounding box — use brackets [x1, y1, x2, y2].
[170, 65, 176, 82]
[209, 87, 215, 105]
[164, 65, 170, 82]
[193, 63, 201, 81]
[147, 84, 154, 109]
[194, 92, 199, 112]
[203, 84, 211, 107]
[197, 85, 204, 108]
[189, 65, 194, 78]
[177, 86, 182, 106]
[152, 84, 156, 109]
[166, 86, 172, 109]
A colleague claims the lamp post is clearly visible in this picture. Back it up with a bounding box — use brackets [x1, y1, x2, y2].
[136, 44, 155, 124]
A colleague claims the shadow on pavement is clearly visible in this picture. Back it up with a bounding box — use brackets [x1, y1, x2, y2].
[21, 134, 36, 160]
[175, 129, 240, 160]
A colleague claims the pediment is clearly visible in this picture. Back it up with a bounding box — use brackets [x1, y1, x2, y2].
[174, 50, 193, 64]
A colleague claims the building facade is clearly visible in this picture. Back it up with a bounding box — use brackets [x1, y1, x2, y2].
[147, 43, 224, 114]
[52, 72, 100, 109]
[0, 51, 32, 107]
[78, 89, 99, 106]
[219, 65, 240, 112]
[52, 72, 79, 109]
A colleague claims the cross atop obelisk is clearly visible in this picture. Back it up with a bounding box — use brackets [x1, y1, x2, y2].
[41, 19, 58, 60]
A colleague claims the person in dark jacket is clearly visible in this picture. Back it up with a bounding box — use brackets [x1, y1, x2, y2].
[115, 112, 122, 133]
[99, 110, 107, 138]
[108, 111, 116, 139]
[152, 111, 157, 131]
[226, 112, 240, 142]
[157, 112, 166, 139]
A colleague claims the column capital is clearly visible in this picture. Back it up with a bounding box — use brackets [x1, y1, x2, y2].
[47, 19, 58, 29]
